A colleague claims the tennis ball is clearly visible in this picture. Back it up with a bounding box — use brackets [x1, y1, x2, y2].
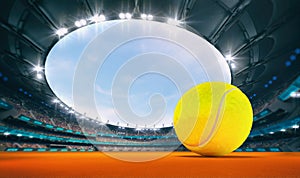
[173, 82, 253, 156]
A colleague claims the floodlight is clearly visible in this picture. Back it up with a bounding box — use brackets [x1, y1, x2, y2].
[125, 13, 132, 19]
[147, 14, 153, 20]
[37, 73, 43, 79]
[56, 28, 68, 36]
[99, 14, 106, 22]
[75, 21, 81, 27]
[230, 63, 236, 69]
[80, 19, 87, 26]
[119, 13, 125, 19]
[33, 65, 43, 72]
[141, 13, 147, 20]
[292, 124, 299, 129]
[225, 55, 233, 61]
[4, 132, 10, 136]
[167, 18, 180, 26]
[52, 98, 59, 103]
[290, 92, 300, 98]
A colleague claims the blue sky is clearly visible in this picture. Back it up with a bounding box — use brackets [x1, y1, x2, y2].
[45, 20, 231, 128]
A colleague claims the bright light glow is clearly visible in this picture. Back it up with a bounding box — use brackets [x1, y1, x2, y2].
[147, 14, 153, 20]
[141, 13, 147, 20]
[119, 13, 125, 19]
[59, 103, 64, 107]
[33, 65, 43, 72]
[269, 131, 274, 134]
[75, 19, 87, 27]
[37, 73, 43, 79]
[17, 134, 22, 137]
[99, 14, 106, 22]
[141, 14, 153, 20]
[75, 21, 81, 27]
[52, 98, 59, 103]
[167, 18, 180, 26]
[225, 55, 233, 61]
[29, 135, 33, 138]
[292, 124, 299, 129]
[125, 13, 132, 19]
[230, 63, 236, 69]
[290, 91, 300, 98]
[80, 19, 87, 26]
[56, 28, 68, 36]
[4, 132, 10, 136]
[280, 129, 286, 132]
[64, 107, 69, 110]
[90, 14, 106, 23]
[69, 110, 75, 114]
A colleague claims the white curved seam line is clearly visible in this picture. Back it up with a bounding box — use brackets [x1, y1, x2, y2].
[198, 88, 237, 147]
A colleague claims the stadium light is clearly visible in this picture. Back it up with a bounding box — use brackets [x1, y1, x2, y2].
[290, 92, 300, 98]
[125, 13, 132, 19]
[167, 18, 180, 26]
[141, 14, 153, 20]
[4, 132, 10, 136]
[230, 63, 236, 69]
[56, 28, 68, 36]
[119, 13, 125, 19]
[280, 129, 286, 132]
[37, 73, 43, 79]
[17, 133, 22, 137]
[75, 21, 81, 27]
[292, 124, 299, 129]
[225, 55, 234, 62]
[80, 19, 87, 26]
[33, 65, 43, 72]
[75, 19, 87, 27]
[269, 131, 274, 134]
[29, 135, 33, 138]
[147, 14, 153, 20]
[141, 13, 147, 20]
[52, 98, 59, 103]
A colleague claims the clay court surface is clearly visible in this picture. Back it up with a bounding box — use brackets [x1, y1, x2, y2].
[0, 152, 300, 177]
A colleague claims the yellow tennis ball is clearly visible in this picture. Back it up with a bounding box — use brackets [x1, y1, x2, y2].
[174, 82, 253, 156]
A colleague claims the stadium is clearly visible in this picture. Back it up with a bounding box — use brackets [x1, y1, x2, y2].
[0, 0, 299, 177]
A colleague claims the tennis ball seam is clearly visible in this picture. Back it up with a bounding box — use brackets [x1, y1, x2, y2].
[183, 88, 237, 148]
[198, 88, 237, 147]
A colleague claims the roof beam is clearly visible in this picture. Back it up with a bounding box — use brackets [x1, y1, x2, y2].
[0, 49, 34, 67]
[1, 50, 46, 86]
[235, 44, 300, 77]
[0, 19, 45, 53]
[209, 0, 252, 44]
[83, 0, 94, 16]
[178, 0, 196, 21]
[26, 0, 58, 30]
[232, 10, 299, 57]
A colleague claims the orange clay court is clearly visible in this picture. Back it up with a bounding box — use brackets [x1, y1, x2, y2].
[0, 152, 300, 177]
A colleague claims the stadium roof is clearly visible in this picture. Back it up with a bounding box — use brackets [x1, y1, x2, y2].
[0, 0, 299, 128]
